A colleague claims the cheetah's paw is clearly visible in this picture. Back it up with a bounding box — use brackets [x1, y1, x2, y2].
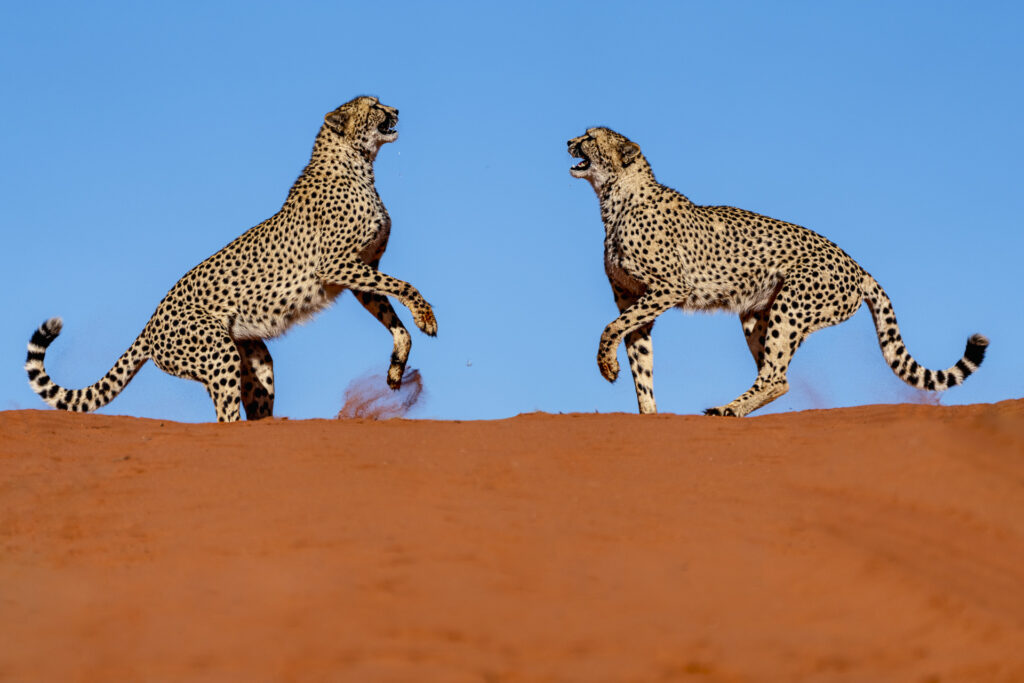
[703, 406, 738, 417]
[387, 364, 404, 390]
[416, 307, 438, 337]
[598, 355, 620, 383]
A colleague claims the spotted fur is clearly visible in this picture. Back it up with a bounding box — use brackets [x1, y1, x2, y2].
[26, 96, 437, 422]
[569, 127, 988, 417]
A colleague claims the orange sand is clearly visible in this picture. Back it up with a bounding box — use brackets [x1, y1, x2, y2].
[1, 401, 1023, 681]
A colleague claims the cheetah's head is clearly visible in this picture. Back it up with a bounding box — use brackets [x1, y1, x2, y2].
[324, 96, 399, 157]
[568, 127, 645, 189]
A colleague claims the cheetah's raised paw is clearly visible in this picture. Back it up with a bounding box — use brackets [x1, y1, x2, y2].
[416, 307, 438, 337]
[598, 355, 620, 383]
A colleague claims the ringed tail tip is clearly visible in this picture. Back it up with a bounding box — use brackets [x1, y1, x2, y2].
[31, 317, 64, 349]
[965, 334, 988, 366]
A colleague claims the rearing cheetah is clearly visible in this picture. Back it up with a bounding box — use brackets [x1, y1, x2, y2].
[568, 127, 988, 417]
[26, 96, 437, 422]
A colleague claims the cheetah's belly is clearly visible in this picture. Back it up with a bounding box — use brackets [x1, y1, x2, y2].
[230, 284, 343, 340]
[678, 260, 782, 314]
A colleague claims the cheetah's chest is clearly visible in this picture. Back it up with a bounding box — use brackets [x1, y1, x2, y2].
[358, 193, 391, 260]
[604, 233, 647, 296]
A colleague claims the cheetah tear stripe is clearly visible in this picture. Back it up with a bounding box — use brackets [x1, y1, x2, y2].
[25, 318, 148, 413]
[862, 275, 988, 390]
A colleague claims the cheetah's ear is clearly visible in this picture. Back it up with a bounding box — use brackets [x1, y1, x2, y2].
[324, 110, 348, 135]
[620, 141, 642, 168]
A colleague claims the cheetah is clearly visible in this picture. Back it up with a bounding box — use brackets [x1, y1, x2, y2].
[26, 96, 437, 422]
[568, 127, 988, 417]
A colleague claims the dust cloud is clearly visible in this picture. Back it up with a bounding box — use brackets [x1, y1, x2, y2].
[336, 368, 424, 420]
[897, 385, 943, 406]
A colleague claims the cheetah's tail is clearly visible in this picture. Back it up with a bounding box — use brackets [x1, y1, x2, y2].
[25, 317, 149, 413]
[861, 275, 987, 391]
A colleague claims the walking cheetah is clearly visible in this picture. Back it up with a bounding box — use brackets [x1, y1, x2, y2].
[568, 127, 987, 417]
[26, 96, 437, 422]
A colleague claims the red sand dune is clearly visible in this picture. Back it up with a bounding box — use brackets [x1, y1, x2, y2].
[1, 401, 1023, 682]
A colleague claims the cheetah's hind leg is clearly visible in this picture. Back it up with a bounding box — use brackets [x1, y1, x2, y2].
[705, 306, 801, 418]
[740, 308, 770, 372]
[707, 267, 860, 417]
[703, 312, 772, 415]
[238, 338, 275, 420]
[151, 315, 242, 422]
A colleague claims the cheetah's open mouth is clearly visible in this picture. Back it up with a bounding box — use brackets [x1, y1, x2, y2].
[378, 113, 397, 136]
[572, 155, 591, 171]
[569, 144, 590, 171]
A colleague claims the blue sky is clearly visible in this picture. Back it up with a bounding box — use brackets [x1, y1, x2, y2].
[2, 1, 1021, 422]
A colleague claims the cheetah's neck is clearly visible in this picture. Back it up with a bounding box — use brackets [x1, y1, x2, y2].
[307, 126, 378, 176]
[597, 164, 676, 225]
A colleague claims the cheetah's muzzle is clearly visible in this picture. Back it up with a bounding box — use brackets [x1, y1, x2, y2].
[378, 113, 397, 136]
[569, 143, 590, 171]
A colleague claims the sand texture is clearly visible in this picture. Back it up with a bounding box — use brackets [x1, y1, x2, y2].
[2, 401, 1023, 682]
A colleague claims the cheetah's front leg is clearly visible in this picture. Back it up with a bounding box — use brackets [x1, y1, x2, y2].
[598, 286, 686, 385]
[355, 291, 412, 389]
[317, 260, 437, 336]
[353, 257, 413, 390]
[610, 284, 657, 414]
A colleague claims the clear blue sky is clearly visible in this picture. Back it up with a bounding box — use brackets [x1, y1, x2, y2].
[2, 1, 1021, 422]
